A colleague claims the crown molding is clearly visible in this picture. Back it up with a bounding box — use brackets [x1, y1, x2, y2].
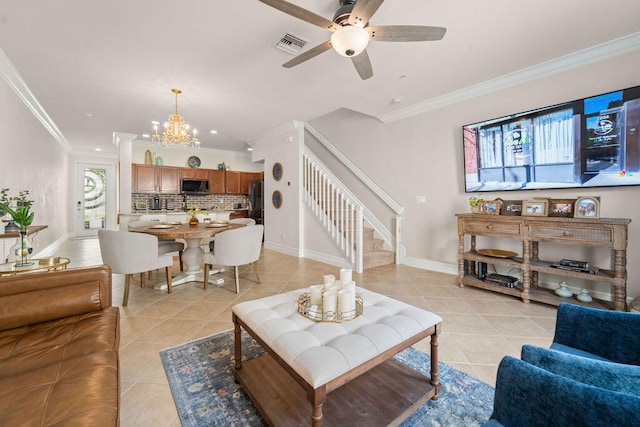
[248, 121, 300, 146]
[0, 49, 72, 152]
[70, 149, 119, 160]
[378, 31, 640, 124]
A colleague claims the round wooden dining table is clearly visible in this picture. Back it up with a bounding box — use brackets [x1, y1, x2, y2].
[129, 221, 243, 289]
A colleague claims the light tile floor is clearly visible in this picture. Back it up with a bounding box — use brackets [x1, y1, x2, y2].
[57, 237, 557, 426]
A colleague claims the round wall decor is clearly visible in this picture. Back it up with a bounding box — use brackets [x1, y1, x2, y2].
[272, 162, 283, 181]
[272, 190, 282, 209]
[188, 156, 201, 168]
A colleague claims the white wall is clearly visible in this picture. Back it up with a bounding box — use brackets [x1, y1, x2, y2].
[251, 123, 305, 257]
[0, 78, 70, 260]
[131, 144, 263, 172]
[307, 50, 640, 299]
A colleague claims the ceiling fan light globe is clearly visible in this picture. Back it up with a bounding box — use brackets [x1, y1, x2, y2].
[331, 26, 369, 57]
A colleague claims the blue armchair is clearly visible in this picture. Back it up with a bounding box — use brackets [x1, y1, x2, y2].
[550, 302, 640, 364]
[485, 355, 640, 427]
[485, 303, 640, 427]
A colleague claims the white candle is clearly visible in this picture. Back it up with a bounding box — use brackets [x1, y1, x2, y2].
[323, 291, 337, 316]
[340, 268, 352, 284]
[341, 280, 356, 293]
[323, 274, 335, 285]
[310, 284, 324, 305]
[338, 289, 356, 314]
[325, 282, 340, 294]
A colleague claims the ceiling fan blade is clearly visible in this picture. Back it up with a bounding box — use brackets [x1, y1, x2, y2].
[351, 49, 373, 80]
[282, 40, 333, 68]
[348, 0, 385, 27]
[367, 25, 447, 42]
[259, 0, 338, 31]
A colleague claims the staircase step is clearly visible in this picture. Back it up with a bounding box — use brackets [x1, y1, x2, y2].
[362, 236, 385, 252]
[363, 250, 395, 270]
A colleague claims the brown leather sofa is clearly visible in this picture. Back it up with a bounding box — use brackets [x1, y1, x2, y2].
[0, 265, 120, 426]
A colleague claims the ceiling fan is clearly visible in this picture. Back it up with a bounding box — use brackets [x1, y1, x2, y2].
[259, 0, 446, 80]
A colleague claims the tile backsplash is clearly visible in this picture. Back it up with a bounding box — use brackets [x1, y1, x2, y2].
[132, 193, 248, 212]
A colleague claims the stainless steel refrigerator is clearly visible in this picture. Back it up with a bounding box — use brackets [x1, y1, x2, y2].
[247, 180, 263, 225]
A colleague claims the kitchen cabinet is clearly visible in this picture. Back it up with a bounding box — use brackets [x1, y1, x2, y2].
[239, 172, 264, 194]
[132, 164, 157, 193]
[225, 171, 242, 194]
[209, 170, 225, 194]
[132, 164, 180, 194]
[158, 166, 180, 193]
[182, 168, 209, 179]
[456, 214, 630, 311]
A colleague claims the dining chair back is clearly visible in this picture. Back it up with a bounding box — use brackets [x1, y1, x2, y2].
[98, 230, 174, 306]
[203, 224, 263, 293]
[128, 220, 185, 271]
[229, 218, 256, 226]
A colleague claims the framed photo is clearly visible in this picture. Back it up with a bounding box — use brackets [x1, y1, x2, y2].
[574, 197, 600, 218]
[548, 199, 576, 217]
[478, 200, 501, 215]
[522, 200, 548, 216]
[500, 200, 522, 216]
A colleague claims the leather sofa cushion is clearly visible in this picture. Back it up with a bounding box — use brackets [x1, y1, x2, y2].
[0, 307, 119, 379]
[0, 266, 112, 331]
[0, 350, 119, 426]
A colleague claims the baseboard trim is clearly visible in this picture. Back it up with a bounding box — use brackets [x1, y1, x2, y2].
[33, 232, 72, 258]
[302, 249, 353, 270]
[402, 257, 458, 276]
[263, 241, 301, 258]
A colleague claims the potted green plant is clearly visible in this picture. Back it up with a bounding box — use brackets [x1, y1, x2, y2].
[0, 190, 35, 266]
[469, 196, 484, 213]
[0, 190, 35, 230]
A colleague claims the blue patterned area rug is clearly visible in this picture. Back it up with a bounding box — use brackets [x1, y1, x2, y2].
[160, 330, 494, 427]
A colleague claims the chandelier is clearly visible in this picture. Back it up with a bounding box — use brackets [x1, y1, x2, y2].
[152, 88, 200, 148]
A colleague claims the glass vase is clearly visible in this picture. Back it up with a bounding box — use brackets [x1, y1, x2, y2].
[189, 216, 199, 227]
[14, 230, 34, 267]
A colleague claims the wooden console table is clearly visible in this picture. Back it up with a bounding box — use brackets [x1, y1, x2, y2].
[456, 214, 630, 311]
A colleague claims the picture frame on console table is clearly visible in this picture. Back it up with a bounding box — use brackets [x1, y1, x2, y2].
[575, 197, 600, 218]
[478, 200, 501, 215]
[500, 200, 522, 216]
[522, 200, 548, 216]
[548, 199, 576, 218]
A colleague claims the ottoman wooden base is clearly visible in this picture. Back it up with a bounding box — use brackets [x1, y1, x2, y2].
[235, 352, 438, 427]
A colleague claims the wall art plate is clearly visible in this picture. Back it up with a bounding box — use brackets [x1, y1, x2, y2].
[188, 156, 201, 168]
[272, 190, 282, 209]
[272, 162, 283, 181]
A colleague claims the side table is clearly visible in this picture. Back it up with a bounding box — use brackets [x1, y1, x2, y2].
[0, 257, 70, 276]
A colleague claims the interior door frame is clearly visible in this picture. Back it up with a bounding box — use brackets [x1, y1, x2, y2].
[74, 161, 117, 237]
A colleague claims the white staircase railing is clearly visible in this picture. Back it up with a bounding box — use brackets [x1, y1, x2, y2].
[303, 148, 364, 272]
[301, 122, 404, 271]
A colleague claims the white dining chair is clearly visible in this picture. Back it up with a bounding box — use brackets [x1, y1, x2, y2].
[98, 230, 174, 306]
[128, 220, 185, 271]
[207, 218, 256, 252]
[229, 218, 256, 226]
[203, 224, 263, 293]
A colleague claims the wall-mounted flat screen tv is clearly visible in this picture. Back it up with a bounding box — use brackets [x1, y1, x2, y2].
[463, 85, 640, 193]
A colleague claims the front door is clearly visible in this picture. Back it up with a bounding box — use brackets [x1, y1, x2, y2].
[75, 162, 116, 237]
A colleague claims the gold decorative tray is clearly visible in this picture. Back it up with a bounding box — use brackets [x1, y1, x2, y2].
[477, 248, 518, 258]
[297, 292, 363, 322]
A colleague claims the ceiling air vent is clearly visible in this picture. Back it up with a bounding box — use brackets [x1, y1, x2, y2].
[274, 32, 309, 55]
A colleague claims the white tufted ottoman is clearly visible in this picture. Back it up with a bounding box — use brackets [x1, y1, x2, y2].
[232, 287, 442, 427]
